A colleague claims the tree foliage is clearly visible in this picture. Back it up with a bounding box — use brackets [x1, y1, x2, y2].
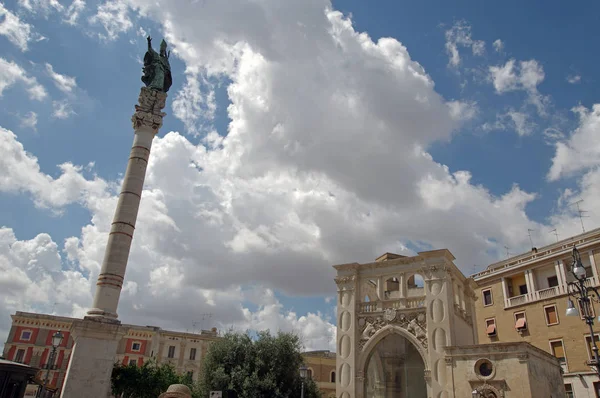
[111, 359, 198, 398]
[198, 330, 322, 398]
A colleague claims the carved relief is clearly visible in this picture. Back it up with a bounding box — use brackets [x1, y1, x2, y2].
[358, 311, 428, 351]
[472, 383, 505, 398]
[131, 87, 168, 134]
[335, 275, 356, 285]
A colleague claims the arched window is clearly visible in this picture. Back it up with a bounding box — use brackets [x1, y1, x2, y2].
[330, 371, 336, 383]
[307, 368, 313, 379]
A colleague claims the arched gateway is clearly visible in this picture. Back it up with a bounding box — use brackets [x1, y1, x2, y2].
[334, 250, 477, 398]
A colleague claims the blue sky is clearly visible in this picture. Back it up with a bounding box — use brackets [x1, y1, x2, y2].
[1, 0, 599, 350]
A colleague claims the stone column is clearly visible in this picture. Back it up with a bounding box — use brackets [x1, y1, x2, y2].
[87, 87, 167, 319]
[60, 87, 167, 398]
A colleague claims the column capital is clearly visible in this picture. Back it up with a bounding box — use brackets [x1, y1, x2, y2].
[131, 87, 168, 134]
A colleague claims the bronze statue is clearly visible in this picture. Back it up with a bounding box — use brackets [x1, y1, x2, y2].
[142, 36, 173, 93]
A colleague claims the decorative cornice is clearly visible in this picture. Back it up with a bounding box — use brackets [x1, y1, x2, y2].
[131, 87, 167, 134]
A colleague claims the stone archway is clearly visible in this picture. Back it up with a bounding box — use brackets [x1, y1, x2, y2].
[357, 325, 429, 398]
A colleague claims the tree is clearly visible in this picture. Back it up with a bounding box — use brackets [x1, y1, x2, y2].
[198, 330, 322, 398]
[111, 359, 200, 398]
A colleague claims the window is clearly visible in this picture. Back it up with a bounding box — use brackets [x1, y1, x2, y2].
[547, 276, 559, 288]
[482, 289, 493, 306]
[14, 349, 25, 363]
[514, 312, 527, 332]
[585, 335, 600, 361]
[518, 284, 528, 295]
[544, 305, 559, 326]
[187, 371, 193, 380]
[565, 383, 574, 398]
[168, 345, 175, 359]
[20, 330, 32, 341]
[129, 359, 137, 366]
[550, 340, 567, 373]
[131, 342, 141, 352]
[485, 318, 496, 337]
[306, 368, 313, 379]
[330, 371, 335, 383]
[189, 348, 197, 360]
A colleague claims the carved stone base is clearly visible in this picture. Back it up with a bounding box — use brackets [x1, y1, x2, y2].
[131, 87, 168, 134]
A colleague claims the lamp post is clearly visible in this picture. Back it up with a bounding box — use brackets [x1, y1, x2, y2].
[299, 365, 308, 398]
[38, 330, 64, 398]
[565, 245, 600, 377]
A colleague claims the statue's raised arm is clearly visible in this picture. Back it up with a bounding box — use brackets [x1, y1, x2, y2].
[141, 36, 172, 93]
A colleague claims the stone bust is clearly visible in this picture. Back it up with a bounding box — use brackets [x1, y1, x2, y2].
[158, 384, 192, 398]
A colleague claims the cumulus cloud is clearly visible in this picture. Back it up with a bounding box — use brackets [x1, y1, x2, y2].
[0, 3, 37, 51]
[489, 59, 549, 115]
[45, 63, 77, 94]
[89, 0, 132, 40]
[52, 99, 76, 119]
[445, 21, 485, 67]
[0, 58, 47, 100]
[171, 72, 216, 135]
[0, 2, 582, 350]
[18, 0, 64, 14]
[492, 39, 504, 53]
[567, 74, 581, 84]
[548, 105, 600, 181]
[19, 111, 38, 131]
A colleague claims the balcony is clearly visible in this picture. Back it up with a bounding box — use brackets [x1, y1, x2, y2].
[504, 276, 599, 308]
[358, 297, 426, 314]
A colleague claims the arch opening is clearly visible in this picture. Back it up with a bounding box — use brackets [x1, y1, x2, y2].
[363, 332, 426, 397]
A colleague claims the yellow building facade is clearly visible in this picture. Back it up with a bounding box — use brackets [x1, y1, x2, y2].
[302, 350, 336, 398]
[473, 227, 600, 398]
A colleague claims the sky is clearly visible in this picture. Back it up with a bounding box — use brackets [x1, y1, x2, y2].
[1, 0, 600, 352]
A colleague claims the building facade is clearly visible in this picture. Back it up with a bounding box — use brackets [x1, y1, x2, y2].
[334, 250, 567, 398]
[1, 312, 219, 396]
[303, 350, 336, 398]
[473, 227, 600, 398]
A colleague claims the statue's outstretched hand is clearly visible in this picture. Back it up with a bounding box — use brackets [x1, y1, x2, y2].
[147, 36, 152, 43]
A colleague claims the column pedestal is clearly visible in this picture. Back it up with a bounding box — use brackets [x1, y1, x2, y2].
[60, 318, 128, 398]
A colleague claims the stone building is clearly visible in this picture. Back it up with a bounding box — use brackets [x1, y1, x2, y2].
[303, 350, 336, 398]
[473, 227, 600, 398]
[2, 311, 219, 396]
[334, 249, 567, 398]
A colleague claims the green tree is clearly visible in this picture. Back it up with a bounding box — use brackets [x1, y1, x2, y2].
[111, 359, 199, 398]
[198, 330, 322, 398]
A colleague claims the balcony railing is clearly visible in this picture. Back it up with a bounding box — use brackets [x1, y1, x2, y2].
[358, 297, 426, 313]
[504, 276, 599, 308]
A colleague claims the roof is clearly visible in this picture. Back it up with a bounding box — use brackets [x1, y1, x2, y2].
[0, 358, 39, 375]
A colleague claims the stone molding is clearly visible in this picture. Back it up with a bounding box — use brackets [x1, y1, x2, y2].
[358, 310, 428, 351]
[71, 318, 129, 341]
[131, 87, 167, 134]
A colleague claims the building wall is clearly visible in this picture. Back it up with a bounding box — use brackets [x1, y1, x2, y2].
[473, 227, 600, 398]
[446, 342, 566, 398]
[2, 312, 218, 395]
[302, 351, 336, 398]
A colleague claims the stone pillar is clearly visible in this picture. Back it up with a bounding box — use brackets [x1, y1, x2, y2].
[61, 87, 167, 398]
[60, 319, 128, 398]
[335, 274, 357, 398]
[589, 251, 599, 281]
[87, 87, 167, 319]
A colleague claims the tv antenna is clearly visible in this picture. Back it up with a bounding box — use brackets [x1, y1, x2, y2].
[504, 245, 511, 258]
[570, 199, 589, 233]
[550, 229, 559, 243]
[527, 229, 535, 248]
[193, 313, 213, 333]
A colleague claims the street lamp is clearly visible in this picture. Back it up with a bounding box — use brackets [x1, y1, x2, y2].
[38, 330, 64, 398]
[565, 246, 600, 377]
[299, 365, 308, 398]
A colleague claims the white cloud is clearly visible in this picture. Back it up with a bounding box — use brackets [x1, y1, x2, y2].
[19, 111, 38, 131]
[171, 72, 216, 135]
[489, 59, 549, 115]
[445, 21, 485, 67]
[64, 0, 85, 25]
[0, 3, 581, 350]
[567, 74, 581, 84]
[18, 0, 64, 14]
[506, 110, 535, 136]
[481, 110, 536, 136]
[548, 105, 600, 181]
[0, 58, 47, 100]
[492, 39, 504, 53]
[89, 1, 132, 40]
[45, 63, 77, 94]
[0, 3, 36, 51]
[52, 100, 76, 119]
